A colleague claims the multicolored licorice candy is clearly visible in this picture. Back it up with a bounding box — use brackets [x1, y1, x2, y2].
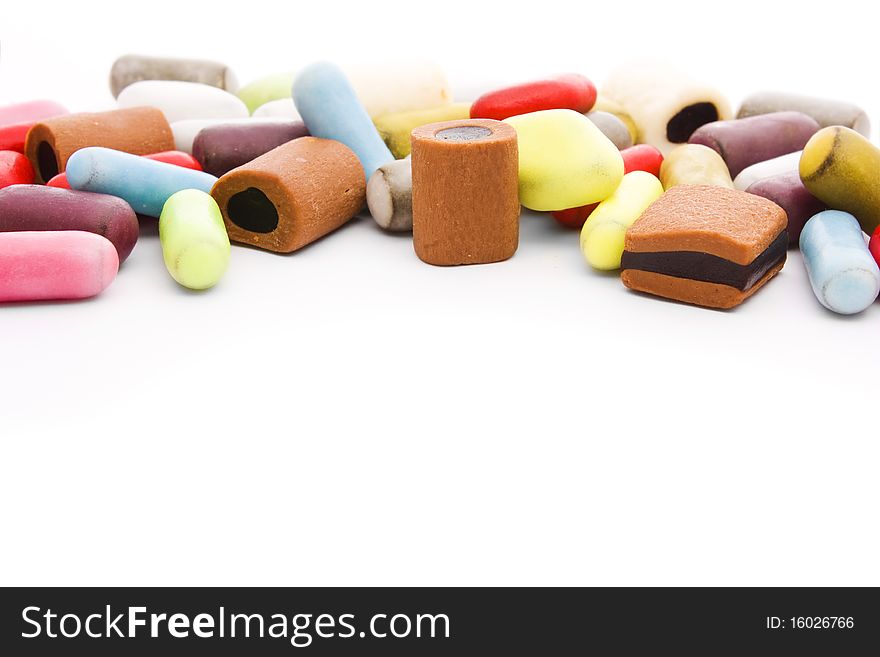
[737, 91, 869, 137]
[745, 173, 825, 246]
[117, 80, 249, 123]
[799, 126, 880, 234]
[688, 111, 819, 178]
[800, 211, 880, 315]
[367, 158, 412, 232]
[470, 74, 596, 121]
[0, 100, 68, 152]
[110, 54, 238, 97]
[621, 185, 787, 309]
[659, 144, 734, 190]
[601, 60, 731, 155]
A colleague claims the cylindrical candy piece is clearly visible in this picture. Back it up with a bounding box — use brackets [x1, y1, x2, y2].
[411, 119, 519, 266]
[0, 100, 68, 152]
[110, 54, 238, 97]
[367, 158, 412, 232]
[602, 61, 731, 155]
[733, 151, 801, 191]
[211, 137, 365, 253]
[373, 103, 471, 159]
[553, 144, 663, 228]
[470, 74, 597, 121]
[737, 91, 869, 137]
[192, 121, 309, 176]
[799, 126, 880, 235]
[117, 80, 249, 123]
[0, 231, 118, 302]
[66, 147, 218, 217]
[46, 150, 202, 189]
[0, 151, 35, 188]
[800, 210, 880, 315]
[159, 189, 230, 290]
[688, 111, 819, 178]
[586, 111, 633, 150]
[579, 171, 664, 270]
[660, 144, 734, 190]
[503, 109, 623, 211]
[292, 62, 394, 178]
[0, 185, 138, 262]
[24, 107, 174, 183]
[745, 172, 825, 247]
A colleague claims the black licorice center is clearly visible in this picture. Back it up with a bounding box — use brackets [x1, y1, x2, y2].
[435, 126, 493, 141]
[37, 141, 59, 181]
[666, 103, 719, 143]
[227, 187, 279, 233]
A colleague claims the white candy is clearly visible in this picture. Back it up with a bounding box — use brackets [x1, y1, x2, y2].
[602, 60, 731, 156]
[117, 80, 249, 124]
[253, 98, 301, 120]
[170, 118, 290, 154]
[733, 151, 802, 190]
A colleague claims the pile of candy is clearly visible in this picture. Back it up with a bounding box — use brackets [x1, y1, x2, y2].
[2, 54, 879, 314]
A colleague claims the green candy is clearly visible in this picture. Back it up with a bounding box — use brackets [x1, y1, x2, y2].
[237, 71, 296, 114]
[159, 189, 230, 290]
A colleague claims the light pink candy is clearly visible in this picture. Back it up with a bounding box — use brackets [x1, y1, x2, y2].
[0, 100, 68, 126]
[0, 231, 119, 302]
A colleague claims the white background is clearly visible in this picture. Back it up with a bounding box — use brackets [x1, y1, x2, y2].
[1, 0, 878, 586]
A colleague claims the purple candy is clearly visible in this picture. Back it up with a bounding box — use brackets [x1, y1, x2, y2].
[192, 121, 310, 177]
[746, 172, 826, 247]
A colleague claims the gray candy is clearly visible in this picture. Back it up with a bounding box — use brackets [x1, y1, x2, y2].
[366, 158, 412, 232]
[110, 54, 238, 98]
[586, 111, 633, 150]
[737, 91, 869, 137]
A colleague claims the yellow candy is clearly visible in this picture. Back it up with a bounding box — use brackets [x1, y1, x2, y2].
[659, 144, 734, 190]
[800, 126, 880, 234]
[374, 102, 471, 159]
[580, 171, 664, 270]
[591, 95, 638, 144]
[504, 109, 624, 211]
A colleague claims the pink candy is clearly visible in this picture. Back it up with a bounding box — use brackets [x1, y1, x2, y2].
[0, 100, 69, 152]
[0, 231, 119, 303]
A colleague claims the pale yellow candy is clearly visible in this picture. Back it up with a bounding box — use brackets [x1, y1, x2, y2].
[579, 171, 664, 270]
[504, 109, 624, 211]
[160, 189, 230, 290]
[374, 102, 471, 158]
[659, 144, 734, 190]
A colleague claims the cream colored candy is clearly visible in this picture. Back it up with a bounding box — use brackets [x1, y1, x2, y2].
[579, 171, 664, 270]
[733, 151, 801, 190]
[660, 144, 734, 190]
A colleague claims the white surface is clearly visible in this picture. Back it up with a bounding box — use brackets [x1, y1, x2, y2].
[1, 0, 879, 587]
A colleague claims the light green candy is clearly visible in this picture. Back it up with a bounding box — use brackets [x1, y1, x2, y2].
[159, 189, 230, 290]
[504, 109, 624, 211]
[237, 71, 296, 114]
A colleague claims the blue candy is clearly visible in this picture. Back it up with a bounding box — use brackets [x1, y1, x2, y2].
[800, 210, 880, 315]
[66, 147, 218, 217]
[292, 62, 393, 178]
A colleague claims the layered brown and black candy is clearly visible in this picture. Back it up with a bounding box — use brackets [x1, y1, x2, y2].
[620, 185, 787, 309]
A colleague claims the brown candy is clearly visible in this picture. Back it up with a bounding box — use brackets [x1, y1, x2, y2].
[25, 107, 174, 184]
[411, 119, 519, 266]
[211, 137, 365, 253]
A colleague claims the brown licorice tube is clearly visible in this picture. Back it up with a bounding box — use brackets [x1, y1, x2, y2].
[411, 119, 519, 266]
[25, 107, 174, 183]
[211, 136, 365, 253]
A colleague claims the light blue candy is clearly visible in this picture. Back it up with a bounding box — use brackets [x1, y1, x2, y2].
[292, 62, 393, 178]
[66, 147, 218, 217]
[800, 210, 880, 315]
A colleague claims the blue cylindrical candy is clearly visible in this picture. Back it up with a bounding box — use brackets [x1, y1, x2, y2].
[66, 147, 218, 217]
[800, 210, 880, 315]
[292, 62, 393, 178]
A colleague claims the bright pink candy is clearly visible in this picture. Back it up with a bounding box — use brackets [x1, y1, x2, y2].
[0, 100, 69, 152]
[870, 226, 880, 268]
[470, 74, 597, 121]
[0, 151, 35, 188]
[46, 150, 202, 189]
[0, 231, 118, 302]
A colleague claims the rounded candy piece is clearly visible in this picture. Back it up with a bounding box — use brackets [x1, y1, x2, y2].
[367, 158, 412, 232]
[159, 189, 230, 290]
[252, 99, 300, 120]
[0, 231, 118, 303]
[745, 172, 825, 247]
[471, 74, 597, 121]
[800, 210, 880, 315]
[586, 111, 633, 150]
[293, 62, 394, 178]
[591, 95, 638, 144]
[192, 121, 309, 177]
[373, 103, 471, 159]
[117, 80, 249, 123]
[0, 151, 35, 189]
[799, 126, 880, 235]
[733, 151, 801, 191]
[110, 54, 238, 98]
[67, 147, 217, 217]
[503, 109, 623, 211]
[737, 91, 869, 137]
[0, 185, 138, 262]
[47, 150, 202, 189]
[870, 227, 880, 268]
[579, 171, 664, 270]
[238, 72, 297, 114]
[660, 144, 734, 190]
[0, 100, 68, 152]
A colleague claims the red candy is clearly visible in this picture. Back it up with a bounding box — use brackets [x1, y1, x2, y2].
[0, 151, 35, 189]
[470, 74, 597, 121]
[0, 100, 68, 153]
[47, 150, 202, 188]
[869, 226, 880, 267]
[552, 145, 664, 228]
